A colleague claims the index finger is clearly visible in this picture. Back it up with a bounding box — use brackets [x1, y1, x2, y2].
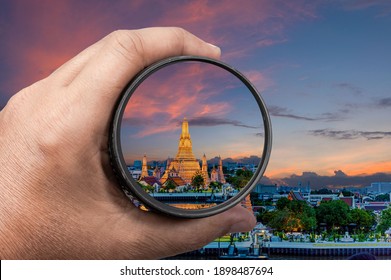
[68, 27, 221, 125]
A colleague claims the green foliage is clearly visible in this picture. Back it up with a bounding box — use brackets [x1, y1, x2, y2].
[311, 188, 333, 194]
[261, 196, 388, 238]
[276, 197, 290, 210]
[139, 182, 154, 193]
[375, 232, 382, 242]
[165, 180, 176, 190]
[263, 198, 316, 232]
[250, 192, 259, 201]
[377, 208, 391, 233]
[209, 181, 222, 190]
[191, 171, 205, 190]
[227, 169, 253, 189]
[251, 192, 272, 207]
[348, 208, 376, 232]
[315, 200, 349, 230]
[341, 189, 354, 197]
[308, 232, 316, 243]
[375, 194, 390, 201]
[235, 169, 253, 178]
[301, 214, 317, 232]
[267, 209, 291, 231]
[357, 233, 367, 242]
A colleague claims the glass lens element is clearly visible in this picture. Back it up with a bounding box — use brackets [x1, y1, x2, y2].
[119, 60, 266, 211]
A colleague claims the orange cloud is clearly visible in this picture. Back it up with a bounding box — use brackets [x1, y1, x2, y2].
[154, 0, 318, 59]
[123, 62, 236, 137]
[2, 0, 116, 97]
[2, 0, 317, 101]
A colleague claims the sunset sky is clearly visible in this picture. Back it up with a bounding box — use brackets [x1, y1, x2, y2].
[121, 60, 265, 164]
[1, 0, 390, 187]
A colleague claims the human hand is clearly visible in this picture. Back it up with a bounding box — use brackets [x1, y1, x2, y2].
[0, 27, 256, 259]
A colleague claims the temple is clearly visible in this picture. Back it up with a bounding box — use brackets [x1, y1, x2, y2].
[160, 117, 206, 185]
[139, 117, 225, 188]
[210, 156, 226, 184]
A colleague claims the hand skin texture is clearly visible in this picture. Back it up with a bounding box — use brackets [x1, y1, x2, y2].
[0, 27, 256, 259]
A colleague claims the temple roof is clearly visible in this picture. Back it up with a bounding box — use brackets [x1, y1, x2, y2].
[288, 190, 305, 201]
[339, 197, 354, 207]
[140, 176, 161, 186]
[165, 176, 186, 187]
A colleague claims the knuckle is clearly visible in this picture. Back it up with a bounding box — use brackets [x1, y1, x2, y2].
[107, 30, 146, 68]
[171, 27, 187, 52]
[5, 91, 28, 114]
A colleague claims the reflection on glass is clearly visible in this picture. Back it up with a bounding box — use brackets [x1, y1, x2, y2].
[120, 61, 264, 210]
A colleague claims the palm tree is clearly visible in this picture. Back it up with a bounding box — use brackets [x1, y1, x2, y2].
[191, 171, 205, 192]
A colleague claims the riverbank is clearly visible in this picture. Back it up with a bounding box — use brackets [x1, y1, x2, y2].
[264, 241, 391, 257]
[170, 241, 391, 259]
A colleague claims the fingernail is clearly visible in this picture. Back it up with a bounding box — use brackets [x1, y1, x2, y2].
[207, 43, 221, 56]
[207, 42, 220, 49]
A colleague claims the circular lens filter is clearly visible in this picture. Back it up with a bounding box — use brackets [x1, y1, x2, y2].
[110, 56, 272, 218]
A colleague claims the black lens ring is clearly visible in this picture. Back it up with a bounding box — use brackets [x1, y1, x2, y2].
[110, 56, 272, 218]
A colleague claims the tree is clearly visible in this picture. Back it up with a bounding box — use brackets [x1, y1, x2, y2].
[312, 188, 332, 194]
[348, 208, 376, 232]
[316, 200, 350, 231]
[235, 169, 252, 177]
[191, 171, 205, 191]
[210, 181, 222, 190]
[165, 180, 176, 191]
[264, 198, 317, 232]
[341, 190, 354, 197]
[276, 197, 290, 210]
[255, 207, 267, 222]
[377, 208, 391, 233]
[139, 182, 154, 193]
[266, 209, 290, 232]
[301, 214, 317, 232]
[258, 209, 275, 225]
[226, 169, 254, 189]
[375, 194, 390, 201]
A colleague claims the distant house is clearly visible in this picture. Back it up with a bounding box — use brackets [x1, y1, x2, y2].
[162, 176, 186, 188]
[337, 192, 355, 208]
[317, 193, 356, 208]
[139, 176, 162, 192]
[339, 197, 355, 208]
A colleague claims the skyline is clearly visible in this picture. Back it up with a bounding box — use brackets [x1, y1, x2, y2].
[1, 0, 390, 187]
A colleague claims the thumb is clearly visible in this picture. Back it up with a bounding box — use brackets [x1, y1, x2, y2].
[127, 204, 256, 259]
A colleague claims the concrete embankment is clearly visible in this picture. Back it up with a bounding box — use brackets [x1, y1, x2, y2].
[264, 242, 391, 257]
[176, 241, 391, 258]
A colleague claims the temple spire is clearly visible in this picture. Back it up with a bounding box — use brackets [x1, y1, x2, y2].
[141, 154, 148, 179]
[181, 117, 190, 138]
[160, 118, 202, 185]
[176, 117, 195, 160]
[218, 155, 226, 184]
